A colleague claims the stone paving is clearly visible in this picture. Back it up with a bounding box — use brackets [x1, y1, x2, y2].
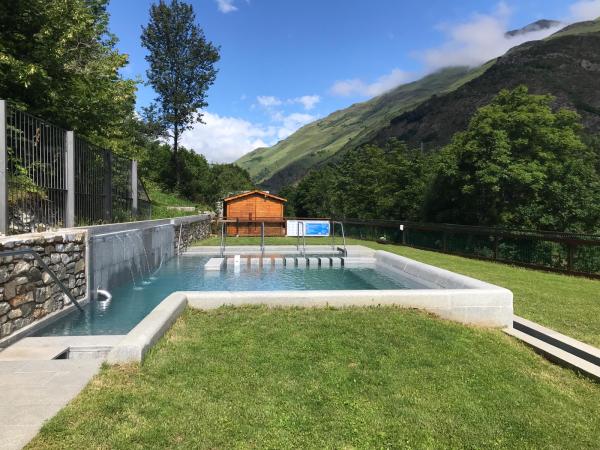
[0, 335, 124, 449]
[0, 359, 102, 450]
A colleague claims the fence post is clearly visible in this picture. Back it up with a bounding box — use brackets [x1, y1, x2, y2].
[567, 244, 575, 272]
[0, 100, 7, 235]
[103, 151, 112, 221]
[65, 131, 75, 227]
[131, 160, 138, 217]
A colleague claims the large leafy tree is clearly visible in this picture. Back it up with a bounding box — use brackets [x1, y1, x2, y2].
[141, 0, 220, 188]
[0, 0, 136, 151]
[425, 86, 600, 232]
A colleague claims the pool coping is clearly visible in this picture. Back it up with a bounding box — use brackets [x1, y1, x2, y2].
[106, 249, 513, 364]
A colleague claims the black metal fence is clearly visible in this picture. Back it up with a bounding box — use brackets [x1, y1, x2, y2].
[5, 106, 68, 233]
[1, 101, 152, 234]
[341, 219, 600, 279]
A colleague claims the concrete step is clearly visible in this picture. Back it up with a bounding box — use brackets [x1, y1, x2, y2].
[503, 327, 600, 381]
[513, 315, 600, 367]
[204, 257, 224, 271]
[342, 256, 376, 267]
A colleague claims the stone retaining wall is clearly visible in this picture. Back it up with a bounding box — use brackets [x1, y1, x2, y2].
[174, 217, 212, 254]
[0, 231, 86, 340]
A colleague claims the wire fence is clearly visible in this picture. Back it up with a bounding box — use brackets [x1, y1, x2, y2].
[2, 102, 151, 234]
[341, 219, 600, 279]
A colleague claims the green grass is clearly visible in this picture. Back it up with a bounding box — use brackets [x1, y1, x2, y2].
[236, 67, 479, 184]
[195, 236, 600, 347]
[28, 307, 600, 449]
[144, 181, 209, 219]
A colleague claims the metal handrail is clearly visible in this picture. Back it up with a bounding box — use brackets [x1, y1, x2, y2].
[296, 221, 306, 256]
[219, 221, 226, 257]
[331, 221, 347, 256]
[260, 222, 265, 256]
[0, 249, 84, 313]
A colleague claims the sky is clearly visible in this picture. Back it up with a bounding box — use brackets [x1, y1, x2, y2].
[107, 0, 600, 163]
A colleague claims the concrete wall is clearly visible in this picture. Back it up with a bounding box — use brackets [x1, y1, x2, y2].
[88, 215, 211, 297]
[0, 230, 87, 341]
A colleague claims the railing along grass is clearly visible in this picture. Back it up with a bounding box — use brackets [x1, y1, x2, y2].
[193, 236, 600, 348]
[28, 307, 600, 449]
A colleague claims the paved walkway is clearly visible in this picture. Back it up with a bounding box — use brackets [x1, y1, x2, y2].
[0, 359, 102, 449]
[0, 335, 124, 449]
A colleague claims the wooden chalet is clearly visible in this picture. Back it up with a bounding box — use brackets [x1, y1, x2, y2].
[223, 190, 287, 236]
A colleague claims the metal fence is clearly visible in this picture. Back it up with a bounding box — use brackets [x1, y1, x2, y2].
[341, 219, 600, 279]
[0, 100, 152, 234]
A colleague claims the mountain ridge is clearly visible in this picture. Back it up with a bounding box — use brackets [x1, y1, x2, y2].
[237, 19, 600, 192]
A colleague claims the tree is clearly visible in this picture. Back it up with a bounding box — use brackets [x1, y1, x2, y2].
[425, 86, 600, 232]
[141, 0, 220, 188]
[0, 0, 137, 151]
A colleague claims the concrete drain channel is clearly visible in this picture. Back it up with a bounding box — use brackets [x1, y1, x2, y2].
[54, 346, 113, 360]
[504, 316, 600, 381]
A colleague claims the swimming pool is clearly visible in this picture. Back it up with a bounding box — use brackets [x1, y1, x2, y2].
[36, 255, 431, 336]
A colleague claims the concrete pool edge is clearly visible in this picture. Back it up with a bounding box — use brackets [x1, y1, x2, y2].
[106, 249, 513, 364]
[106, 292, 187, 364]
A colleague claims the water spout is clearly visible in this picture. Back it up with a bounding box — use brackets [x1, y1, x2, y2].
[96, 289, 112, 301]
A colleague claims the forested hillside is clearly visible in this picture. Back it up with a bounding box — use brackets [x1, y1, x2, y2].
[239, 19, 600, 193]
[282, 87, 600, 233]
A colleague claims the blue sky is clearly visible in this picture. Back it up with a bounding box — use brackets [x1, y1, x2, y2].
[107, 0, 600, 162]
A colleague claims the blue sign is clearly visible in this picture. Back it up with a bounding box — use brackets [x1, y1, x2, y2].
[304, 221, 330, 237]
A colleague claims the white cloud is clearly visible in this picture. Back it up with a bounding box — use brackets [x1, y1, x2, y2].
[179, 111, 317, 163]
[256, 95, 283, 107]
[569, 0, 600, 21]
[256, 95, 320, 110]
[330, 68, 413, 97]
[418, 2, 563, 70]
[293, 95, 321, 110]
[215, 0, 237, 13]
[272, 112, 316, 139]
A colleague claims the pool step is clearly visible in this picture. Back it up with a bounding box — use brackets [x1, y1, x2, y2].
[504, 316, 600, 381]
[223, 256, 345, 269]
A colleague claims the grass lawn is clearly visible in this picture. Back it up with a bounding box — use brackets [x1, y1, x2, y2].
[28, 307, 600, 449]
[196, 236, 600, 348]
[145, 181, 207, 219]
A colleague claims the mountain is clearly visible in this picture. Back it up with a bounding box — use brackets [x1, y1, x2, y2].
[372, 20, 600, 151]
[505, 19, 561, 37]
[236, 66, 485, 185]
[236, 19, 600, 192]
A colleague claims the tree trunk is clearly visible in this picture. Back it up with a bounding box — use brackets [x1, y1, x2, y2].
[173, 125, 180, 188]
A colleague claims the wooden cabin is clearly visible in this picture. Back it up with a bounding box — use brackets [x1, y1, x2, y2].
[223, 190, 287, 236]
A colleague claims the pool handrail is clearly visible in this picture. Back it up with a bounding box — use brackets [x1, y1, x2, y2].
[0, 248, 84, 313]
[331, 221, 347, 257]
[296, 221, 306, 256]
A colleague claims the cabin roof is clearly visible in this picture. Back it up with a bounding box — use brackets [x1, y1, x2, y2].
[223, 190, 287, 203]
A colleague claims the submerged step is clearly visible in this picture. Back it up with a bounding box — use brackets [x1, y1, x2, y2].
[342, 256, 376, 267]
[284, 257, 296, 268]
[330, 257, 342, 267]
[296, 257, 307, 268]
[318, 256, 332, 267]
[204, 258, 225, 271]
[503, 327, 600, 381]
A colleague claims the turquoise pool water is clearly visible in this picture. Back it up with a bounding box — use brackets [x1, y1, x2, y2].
[36, 256, 429, 336]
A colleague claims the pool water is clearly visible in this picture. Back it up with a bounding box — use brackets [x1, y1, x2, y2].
[36, 256, 430, 336]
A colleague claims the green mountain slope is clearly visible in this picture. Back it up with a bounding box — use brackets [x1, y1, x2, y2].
[236, 66, 487, 185]
[237, 19, 600, 192]
[373, 20, 600, 151]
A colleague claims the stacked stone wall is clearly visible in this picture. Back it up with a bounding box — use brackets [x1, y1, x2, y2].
[0, 231, 86, 340]
[174, 218, 211, 254]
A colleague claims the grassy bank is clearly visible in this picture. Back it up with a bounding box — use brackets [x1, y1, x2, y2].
[195, 236, 600, 347]
[145, 182, 207, 219]
[28, 307, 599, 449]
